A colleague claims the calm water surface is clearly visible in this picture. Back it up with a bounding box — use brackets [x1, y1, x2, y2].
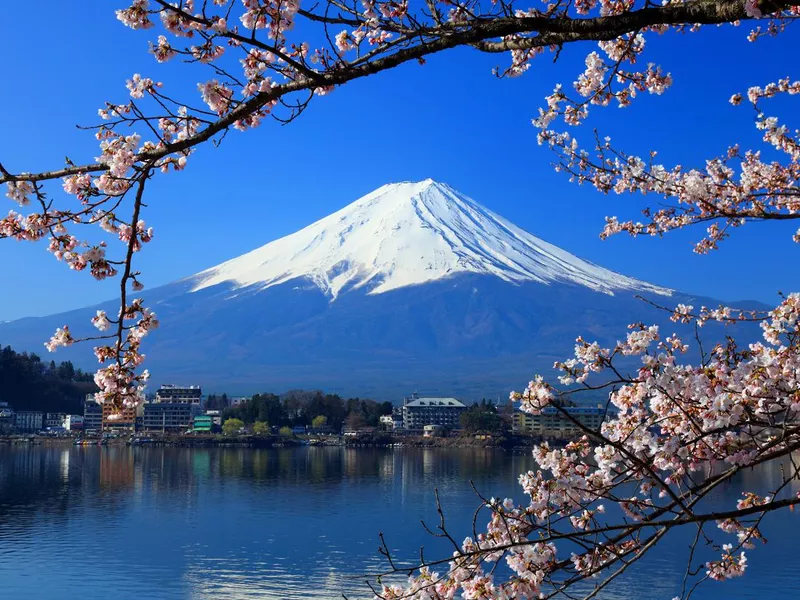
[0, 446, 797, 599]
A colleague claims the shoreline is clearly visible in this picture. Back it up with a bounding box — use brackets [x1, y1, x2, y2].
[0, 432, 547, 449]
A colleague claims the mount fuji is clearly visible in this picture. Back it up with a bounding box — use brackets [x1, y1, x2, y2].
[0, 180, 742, 399]
[192, 179, 669, 299]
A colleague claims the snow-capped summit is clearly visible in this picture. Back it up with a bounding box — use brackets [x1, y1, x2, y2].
[191, 179, 670, 299]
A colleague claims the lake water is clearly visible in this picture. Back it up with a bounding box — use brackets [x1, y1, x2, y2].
[0, 446, 798, 599]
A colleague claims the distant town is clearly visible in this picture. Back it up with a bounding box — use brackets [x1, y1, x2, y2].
[0, 384, 607, 444]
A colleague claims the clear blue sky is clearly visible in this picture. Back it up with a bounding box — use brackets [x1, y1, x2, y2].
[0, 2, 797, 321]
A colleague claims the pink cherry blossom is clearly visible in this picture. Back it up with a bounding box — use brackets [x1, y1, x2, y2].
[44, 326, 74, 352]
[91, 310, 112, 331]
[116, 0, 154, 29]
[5, 180, 34, 206]
[198, 80, 234, 115]
[126, 73, 160, 98]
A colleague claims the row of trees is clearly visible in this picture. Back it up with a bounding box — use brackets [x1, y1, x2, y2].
[222, 393, 513, 435]
[221, 419, 296, 437]
[204, 393, 231, 410]
[220, 390, 393, 432]
[0, 345, 97, 413]
[458, 400, 508, 434]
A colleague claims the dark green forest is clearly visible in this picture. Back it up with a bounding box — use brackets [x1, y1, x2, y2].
[0, 345, 97, 413]
[459, 399, 507, 433]
[220, 390, 393, 431]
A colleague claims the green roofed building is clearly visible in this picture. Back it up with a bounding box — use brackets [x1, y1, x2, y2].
[193, 415, 213, 433]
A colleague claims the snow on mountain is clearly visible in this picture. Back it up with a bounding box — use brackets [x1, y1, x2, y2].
[191, 179, 671, 300]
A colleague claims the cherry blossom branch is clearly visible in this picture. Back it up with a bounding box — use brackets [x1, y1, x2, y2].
[1, 0, 794, 189]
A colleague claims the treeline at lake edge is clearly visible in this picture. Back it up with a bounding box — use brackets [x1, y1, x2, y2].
[0, 345, 96, 413]
[0, 341, 511, 436]
[216, 393, 509, 435]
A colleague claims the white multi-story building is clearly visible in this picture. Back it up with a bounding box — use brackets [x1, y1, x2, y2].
[141, 385, 203, 432]
[155, 385, 202, 404]
[402, 394, 466, 430]
[143, 403, 200, 432]
[380, 414, 404, 430]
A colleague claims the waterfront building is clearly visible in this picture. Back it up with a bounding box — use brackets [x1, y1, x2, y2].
[14, 411, 43, 432]
[83, 396, 103, 432]
[379, 414, 403, 430]
[155, 385, 202, 404]
[143, 402, 198, 432]
[401, 394, 466, 430]
[0, 402, 15, 433]
[205, 409, 222, 426]
[423, 424, 443, 437]
[102, 401, 137, 431]
[142, 384, 202, 432]
[64, 415, 84, 431]
[45, 412, 67, 429]
[193, 414, 213, 432]
[512, 405, 606, 438]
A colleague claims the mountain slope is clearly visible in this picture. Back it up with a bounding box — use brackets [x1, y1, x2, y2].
[1, 180, 751, 399]
[191, 179, 670, 299]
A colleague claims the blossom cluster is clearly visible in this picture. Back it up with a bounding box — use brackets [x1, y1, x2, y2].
[92, 299, 159, 413]
[383, 288, 800, 597]
[5, 180, 34, 206]
[94, 133, 141, 195]
[537, 75, 800, 253]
